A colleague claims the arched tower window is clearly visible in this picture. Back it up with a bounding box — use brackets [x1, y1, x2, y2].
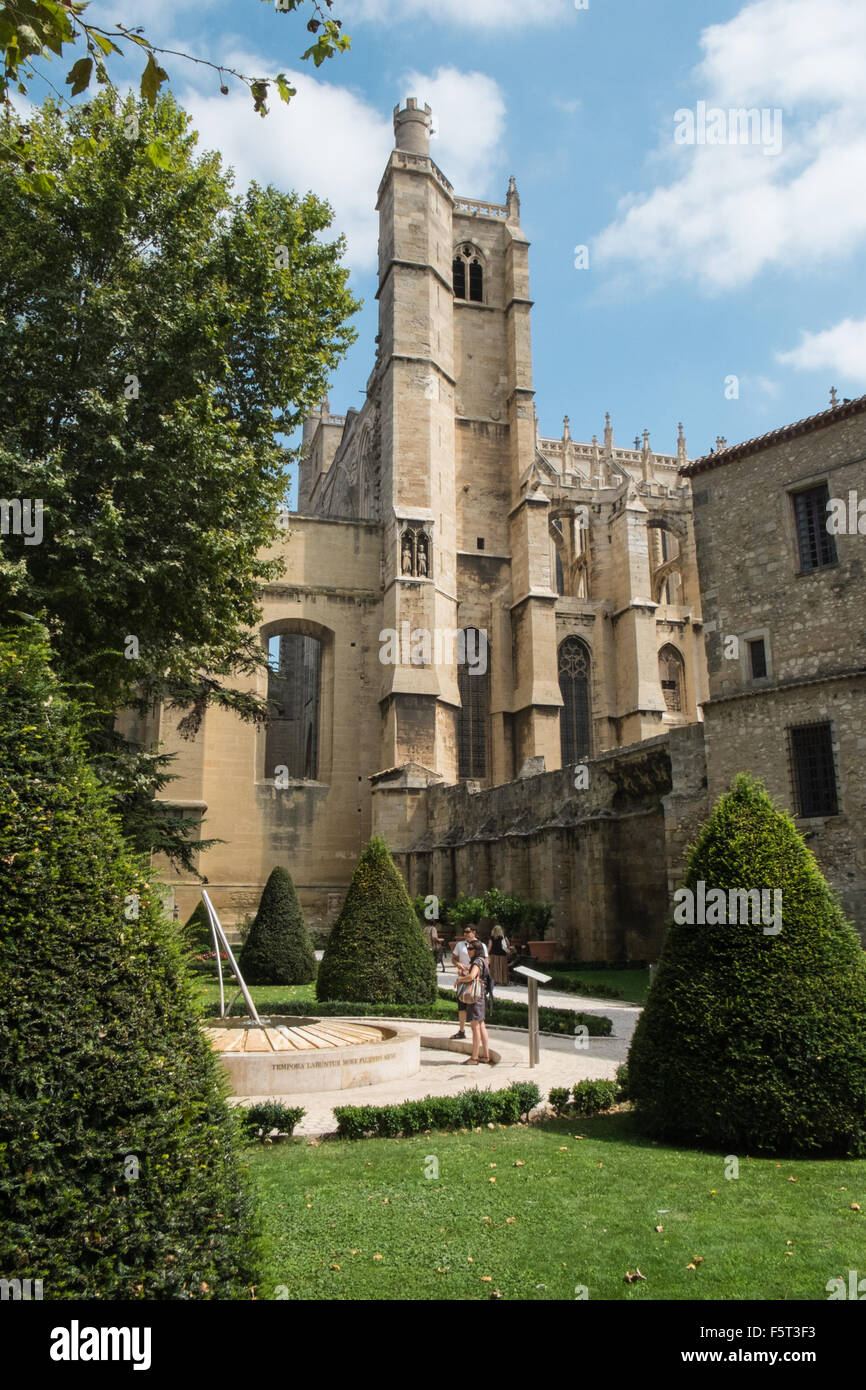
[453, 245, 484, 303]
[457, 629, 489, 778]
[559, 637, 591, 763]
[265, 632, 322, 779]
[658, 644, 685, 714]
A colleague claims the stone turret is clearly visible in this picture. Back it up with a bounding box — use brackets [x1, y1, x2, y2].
[393, 98, 433, 155]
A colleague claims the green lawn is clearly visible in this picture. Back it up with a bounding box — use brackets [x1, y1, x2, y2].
[543, 968, 650, 1005]
[247, 1112, 866, 1301]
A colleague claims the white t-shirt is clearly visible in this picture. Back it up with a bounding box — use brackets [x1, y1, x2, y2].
[453, 940, 487, 968]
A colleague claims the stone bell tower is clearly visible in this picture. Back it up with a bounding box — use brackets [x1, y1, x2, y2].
[373, 99, 462, 779]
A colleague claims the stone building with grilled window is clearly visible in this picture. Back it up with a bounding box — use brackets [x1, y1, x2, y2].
[146, 97, 865, 953]
[682, 395, 866, 932]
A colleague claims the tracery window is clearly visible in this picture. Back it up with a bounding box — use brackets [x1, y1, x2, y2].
[559, 637, 591, 763]
[452, 245, 484, 303]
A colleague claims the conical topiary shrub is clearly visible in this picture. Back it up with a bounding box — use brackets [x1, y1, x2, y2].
[238, 867, 316, 986]
[316, 836, 437, 1004]
[184, 899, 215, 953]
[0, 625, 260, 1298]
[628, 774, 866, 1155]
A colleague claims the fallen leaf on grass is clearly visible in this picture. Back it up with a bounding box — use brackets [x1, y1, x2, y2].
[624, 1269, 647, 1283]
[489, 1177, 496, 1184]
[654, 1225, 664, 1234]
[513, 1160, 525, 1167]
[692, 1256, 704, 1265]
[788, 1176, 799, 1183]
[373, 1254, 383, 1261]
[506, 1217, 516, 1224]
[330, 1264, 340, 1271]
[481, 1276, 492, 1282]
[851, 1203, 862, 1212]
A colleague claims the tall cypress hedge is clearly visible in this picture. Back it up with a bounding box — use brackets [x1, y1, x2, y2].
[0, 625, 261, 1298]
[628, 774, 866, 1155]
[238, 867, 315, 986]
[316, 836, 437, 1004]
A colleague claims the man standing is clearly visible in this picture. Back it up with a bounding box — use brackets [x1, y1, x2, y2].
[451, 924, 488, 1040]
[423, 917, 443, 971]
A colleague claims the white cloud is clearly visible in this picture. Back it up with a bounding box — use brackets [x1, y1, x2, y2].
[777, 317, 866, 382]
[344, 0, 567, 28]
[402, 67, 507, 195]
[180, 60, 506, 271]
[181, 64, 390, 270]
[595, 0, 866, 292]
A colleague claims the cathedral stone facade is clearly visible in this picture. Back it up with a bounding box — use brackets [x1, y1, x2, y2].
[150, 98, 864, 955]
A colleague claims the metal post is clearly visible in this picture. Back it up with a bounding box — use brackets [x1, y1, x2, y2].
[528, 978, 539, 1068]
[201, 890, 262, 1025]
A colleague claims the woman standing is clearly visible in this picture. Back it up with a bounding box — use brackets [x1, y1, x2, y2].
[456, 941, 492, 1065]
[488, 923, 510, 987]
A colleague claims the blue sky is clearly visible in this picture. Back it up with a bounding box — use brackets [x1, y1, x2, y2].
[81, 0, 866, 466]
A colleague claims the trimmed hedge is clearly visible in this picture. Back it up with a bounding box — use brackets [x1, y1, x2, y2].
[0, 625, 260, 1298]
[239, 867, 315, 986]
[202, 994, 613, 1036]
[547, 1080, 618, 1117]
[333, 1082, 542, 1139]
[628, 774, 866, 1156]
[572, 1079, 618, 1115]
[317, 837, 436, 1004]
[240, 1103, 305, 1143]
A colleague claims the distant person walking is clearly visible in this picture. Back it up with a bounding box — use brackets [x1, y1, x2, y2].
[456, 942, 491, 1064]
[423, 918, 445, 972]
[488, 923, 510, 986]
[451, 925, 488, 1039]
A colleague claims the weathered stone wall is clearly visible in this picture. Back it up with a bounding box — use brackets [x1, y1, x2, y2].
[393, 725, 709, 961]
[691, 407, 866, 938]
[153, 515, 384, 929]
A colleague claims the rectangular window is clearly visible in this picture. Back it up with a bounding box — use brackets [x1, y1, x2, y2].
[476, 537, 485, 550]
[793, 484, 837, 572]
[748, 638, 767, 680]
[788, 722, 838, 817]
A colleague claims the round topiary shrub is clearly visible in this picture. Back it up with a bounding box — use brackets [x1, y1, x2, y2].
[316, 836, 437, 1004]
[628, 774, 866, 1156]
[238, 867, 315, 986]
[0, 625, 261, 1298]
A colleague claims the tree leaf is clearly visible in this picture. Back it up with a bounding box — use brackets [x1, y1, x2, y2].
[140, 52, 168, 106]
[66, 57, 93, 96]
[144, 139, 173, 171]
[92, 32, 123, 57]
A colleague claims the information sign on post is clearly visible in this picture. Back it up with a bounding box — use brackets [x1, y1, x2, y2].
[513, 964, 552, 1068]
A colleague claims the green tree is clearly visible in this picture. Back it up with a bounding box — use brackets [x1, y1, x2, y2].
[0, 91, 358, 729]
[317, 837, 438, 1005]
[0, 623, 261, 1297]
[239, 867, 316, 986]
[628, 774, 866, 1155]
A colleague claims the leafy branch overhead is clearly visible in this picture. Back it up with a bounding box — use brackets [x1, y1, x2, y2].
[0, 0, 350, 176]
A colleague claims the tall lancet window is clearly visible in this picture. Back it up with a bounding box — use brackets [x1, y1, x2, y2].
[659, 644, 685, 714]
[265, 632, 322, 780]
[453, 245, 484, 303]
[457, 629, 489, 778]
[559, 637, 591, 764]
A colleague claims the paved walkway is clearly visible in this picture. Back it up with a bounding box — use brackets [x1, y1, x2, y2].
[235, 987, 642, 1138]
